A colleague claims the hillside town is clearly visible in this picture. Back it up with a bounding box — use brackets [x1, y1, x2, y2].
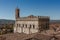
[0, 8, 60, 40]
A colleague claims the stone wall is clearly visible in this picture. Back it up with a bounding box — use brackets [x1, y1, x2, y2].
[14, 20, 38, 34]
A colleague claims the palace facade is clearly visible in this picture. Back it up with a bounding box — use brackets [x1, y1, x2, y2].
[14, 8, 50, 34]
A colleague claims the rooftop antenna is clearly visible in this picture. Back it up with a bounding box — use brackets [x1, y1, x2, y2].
[16, 0, 19, 8]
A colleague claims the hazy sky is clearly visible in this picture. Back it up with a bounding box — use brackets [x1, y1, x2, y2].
[0, 0, 60, 20]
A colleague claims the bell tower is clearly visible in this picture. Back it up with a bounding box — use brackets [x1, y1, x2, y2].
[15, 8, 20, 19]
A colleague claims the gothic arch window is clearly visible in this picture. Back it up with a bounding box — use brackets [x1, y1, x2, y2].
[33, 25, 35, 29]
[29, 24, 31, 28]
[22, 24, 24, 27]
[23, 24, 24, 27]
[25, 24, 27, 28]
[17, 24, 18, 27]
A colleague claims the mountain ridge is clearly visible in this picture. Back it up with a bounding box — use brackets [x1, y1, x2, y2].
[0, 19, 15, 24]
[0, 19, 60, 24]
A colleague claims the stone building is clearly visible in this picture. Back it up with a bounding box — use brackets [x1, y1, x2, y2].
[14, 8, 50, 34]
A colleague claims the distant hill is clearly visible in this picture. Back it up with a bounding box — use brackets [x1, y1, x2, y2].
[0, 19, 15, 24]
[50, 20, 60, 24]
[0, 19, 60, 24]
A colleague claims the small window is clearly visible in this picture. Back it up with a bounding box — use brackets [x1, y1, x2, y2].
[29, 25, 31, 28]
[17, 24, 18, 27]
[22, 24, 24, 27]
[33, 25, 35, 29]
[25, 24, 27, 28]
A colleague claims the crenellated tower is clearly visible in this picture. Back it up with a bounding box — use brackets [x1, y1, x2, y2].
[15, 8, 20, 19]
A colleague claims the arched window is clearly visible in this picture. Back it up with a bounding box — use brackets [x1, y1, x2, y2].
[17, 24, 18, 27]
[25, 24, 27, 28]
[33, 25, 35, 29]
[29, 24, 31, 28]
[22, 24, 24, 27]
